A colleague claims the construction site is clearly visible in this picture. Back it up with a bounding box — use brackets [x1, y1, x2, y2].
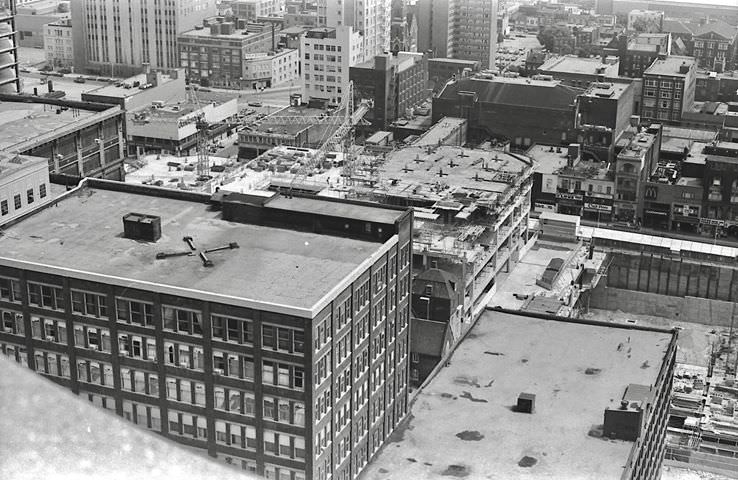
[563, 228, 738, 478]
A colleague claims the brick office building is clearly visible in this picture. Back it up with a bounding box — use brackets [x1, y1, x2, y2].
[0, 179, 413, 480]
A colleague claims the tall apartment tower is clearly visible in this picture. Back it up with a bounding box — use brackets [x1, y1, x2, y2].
[417, 0, 498, 70]
[0, 0, 19, 93]
[320, 0, 391, 58]
[71, 0, 217, 76]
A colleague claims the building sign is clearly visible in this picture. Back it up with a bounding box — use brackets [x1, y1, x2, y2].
[645, 209, 668, 216]
[534, 202, 556, 211]
[584, 202, 612, 212]
[556, 192, 583, 201]
[177, 113, 204, 129]
[672, 204, 699, 218]
[644, 185, 658, 200]
[699, 218, 726, 227]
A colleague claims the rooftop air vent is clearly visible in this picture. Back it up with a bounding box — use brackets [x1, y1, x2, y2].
[123, 212, 162, 242]
[517, 393, 535, 413]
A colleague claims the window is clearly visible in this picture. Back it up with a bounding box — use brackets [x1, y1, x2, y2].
[2, 309, 24, 335]
[71, 290, 108, 318]
[264, 360, 304, 390]
[39, 184, 47, 198]
[1, 200, 7, 216]
[211, 314, 253, 344]
[162, 306, 202, 335]
[13, 194, 21, 210]
[26, 188, 34, 204]
[27, 282, 64, 310]
[263, 324, 304, 354]
[0, 277, 21, 303]
[116, 298, 154, 326]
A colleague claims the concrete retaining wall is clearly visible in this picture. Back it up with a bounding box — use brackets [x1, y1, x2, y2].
[605, 252, 738, 302]
[589, 282, 736, 327]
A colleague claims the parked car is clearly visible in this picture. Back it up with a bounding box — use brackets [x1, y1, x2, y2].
[73, 76, 86, 83]
[247, 101, 262, 107]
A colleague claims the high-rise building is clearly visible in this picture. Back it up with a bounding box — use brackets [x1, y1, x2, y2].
[301, 26, 364, 105]
[0, 178, 413, 480]
[71, 0, 217, 76]
[0, 0, 19, 93]
[320, 0, 391, 59]
[231, 0, 285, 21]
[416, 0, 498, 70]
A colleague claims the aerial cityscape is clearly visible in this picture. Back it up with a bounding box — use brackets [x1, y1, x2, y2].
[1, 0, 738, 479]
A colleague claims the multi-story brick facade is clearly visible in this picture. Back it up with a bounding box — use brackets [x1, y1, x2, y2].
[0, 179, 413, 480]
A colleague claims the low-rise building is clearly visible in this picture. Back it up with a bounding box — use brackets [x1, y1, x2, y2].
[81, 69, 187, 111]
[537, 55, 620, 89]
[362, 309, 678, 480]
[433, 75, 582, 147]
[691, 20, 737, 73]
[694, 70, 738, 103]
[641, 55, 696, 124]
[242, 48, 300, 89]
[0, 152, 52, 226]
[238, 104, 341, 159]
[350, 51, 427, 130]
[702, 141, 738, 228]
[613, 123, 663, 223]
[178, 18, 278, 89]
[0, 94, 126, 180]
[43, 17, 73, 69]
[608, 33, 671, 78]
[301, 26, 364, 107]
[15, 0, 68, 48]
[427, 58, 480, 93]
[529, 144, 616, 221]
[577, 81, 637, 161]
[125, 98, 238, 156]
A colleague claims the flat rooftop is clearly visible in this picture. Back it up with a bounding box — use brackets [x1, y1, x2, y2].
[539, 55, 619, 77]
[644, 56, 695, 77]
[526, 144, 570, 174]
[85, 73, 179, 99]
[353, 52, 423, 71]
[180, 26, 263, 40]
[379, 145, 531, 201]
[412, 117, 467, 147]
[0, 357, 249, 480]
[428, 58, 480, 66]
[582, 81, 632, 100]
[360, 310, 674, 480]
[662, 126, 716, 142]
[253, 105, 329, 136]
[0, 152, 46, 179]
[0, 101, 99, 151]
[0, 184, 390, 315]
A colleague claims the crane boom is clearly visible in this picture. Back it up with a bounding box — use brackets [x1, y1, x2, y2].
[187, 86, 210, 178]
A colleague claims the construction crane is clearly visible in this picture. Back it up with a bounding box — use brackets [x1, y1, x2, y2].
[254, 81, 371, 184]
[187, 86, 210, 179]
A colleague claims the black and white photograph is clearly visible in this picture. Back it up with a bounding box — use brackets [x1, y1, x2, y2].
[1, 0, 738, 479]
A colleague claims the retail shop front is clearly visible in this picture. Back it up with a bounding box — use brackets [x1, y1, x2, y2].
[582, 194, 613, 224]
[671, 204, 700, 234]
[556, 192, 583, 216]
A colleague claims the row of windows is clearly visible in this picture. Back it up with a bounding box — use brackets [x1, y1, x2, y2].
[0, 184, 47, 217]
